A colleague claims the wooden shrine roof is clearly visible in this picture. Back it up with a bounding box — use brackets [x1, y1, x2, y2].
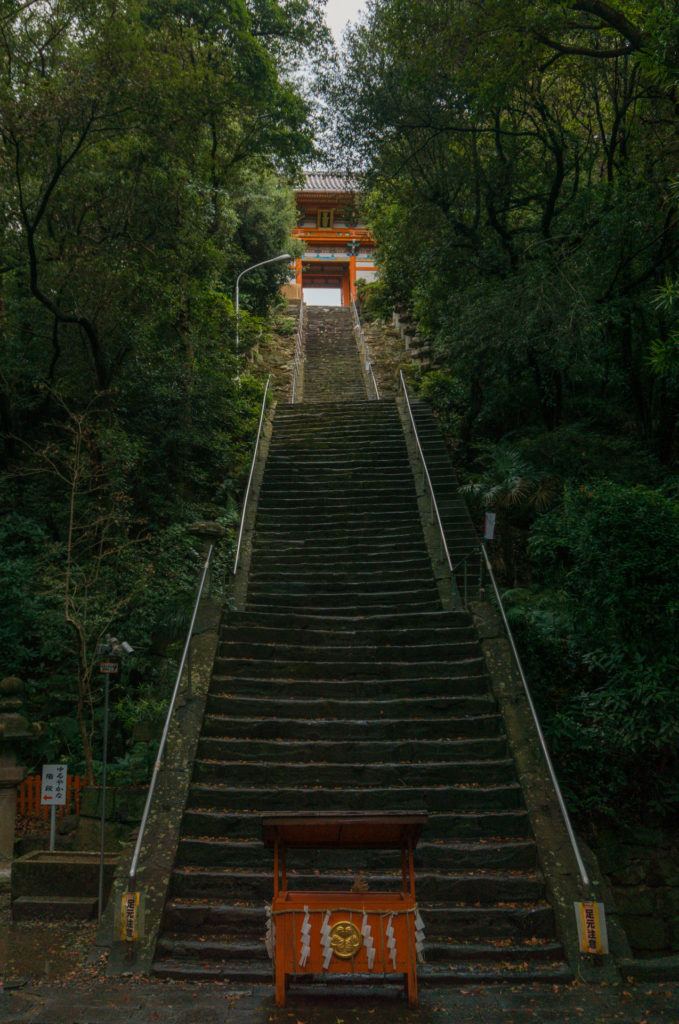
[262, 812, 427, 850]
[300, 172, 360, 194]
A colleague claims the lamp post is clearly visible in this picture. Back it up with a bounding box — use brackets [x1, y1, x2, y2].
[235, 253, 292, 370]
[96, 635, 133, 921]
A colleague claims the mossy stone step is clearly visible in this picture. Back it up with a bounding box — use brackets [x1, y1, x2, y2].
[217, 639, 481, 661]
[185, 782, 523, 813]
[245, 575, 439, 595]
[210, 657, 487, 681]
[169, 867, 544, 903]
[179, 808, 532, 842]
[208, 674, 491, 700]
[200, 712, 503, 741]
[226, 609, 471, 629]
[162, 899, 554, 940]
[176, 837, 535, 872]
[195, 736, 508, 764]
[191, 757, 515, 789]
[219, 622, 474, 645]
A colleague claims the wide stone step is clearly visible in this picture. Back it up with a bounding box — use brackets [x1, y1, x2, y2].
[155, 934, 562, 965]
[265, 430, 403, 446]
[206, 691, 493, 718]
[207, 692, 495, 720]
[248, 553, 432, 572]
[255, 504, 421, 520]
[150, 958, 271, 983]
[169, 867, 544, 902]
[226, 609, 471, 630]
[252, 513, 423, 533]
[219, 622, 475, 646]
[196, 736, 508, 764]
[201, 712, 503, 740]
[245, 576, 439, 597]
[250, 538, 431, 559]
[151, 957, 572, 985]
[265, 450, 409, 465]
[156, 936, 267, 962]
[250, 529, 431, 549]
[245, 599, 444, 615]
[210, 657, 487, 681]
[192, 757, 515, 789]
[162, 899, 555, 941]
[186, 782, 523, 813]
[208, 674, 492, 700]
[260, 468, 415, 481]
[179, 808, 532, 842]
[175, 837, 535, 871]
[256, 496, 420, 511]
[10, 895, 97, 921]
[216, 640, 480, 662]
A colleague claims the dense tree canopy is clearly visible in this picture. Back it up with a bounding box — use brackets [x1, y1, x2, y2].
[0, 0, 324, 781]
[327, 0, 679, 824]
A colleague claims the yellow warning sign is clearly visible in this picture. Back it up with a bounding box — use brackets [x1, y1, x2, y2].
[120, 891, 141, 942]
[575, 901, 608, 955]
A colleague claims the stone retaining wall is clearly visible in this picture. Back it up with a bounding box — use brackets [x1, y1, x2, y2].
[596, 828, 679, 957]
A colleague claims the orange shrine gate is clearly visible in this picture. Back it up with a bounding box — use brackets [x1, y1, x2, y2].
[288, 173, 378, 306]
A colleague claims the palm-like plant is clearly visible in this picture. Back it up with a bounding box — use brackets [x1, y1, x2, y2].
[461, 444, 559, 583]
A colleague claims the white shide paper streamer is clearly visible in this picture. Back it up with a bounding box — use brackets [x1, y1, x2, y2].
[361, 911, 375, 970]
[386, 913, 397, 969]
[415, 908, 426, 963]
[299, 905, 312, 968]
[321, 910, 333, 969]
[264, 903, 275, 960]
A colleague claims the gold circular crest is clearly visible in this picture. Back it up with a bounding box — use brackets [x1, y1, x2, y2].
[329, 920, 363, 959]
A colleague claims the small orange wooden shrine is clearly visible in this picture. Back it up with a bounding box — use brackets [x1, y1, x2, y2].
[262, 812, 427, 1007]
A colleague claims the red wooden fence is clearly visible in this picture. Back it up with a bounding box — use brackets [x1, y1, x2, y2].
[17, 774, 85, 820]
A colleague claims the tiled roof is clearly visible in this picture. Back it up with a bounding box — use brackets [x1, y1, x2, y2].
[301, 171, 360, 193]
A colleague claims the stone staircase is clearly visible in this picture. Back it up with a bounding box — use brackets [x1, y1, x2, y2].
[151, 309, 571, 986]
[302, 305, 367, 402]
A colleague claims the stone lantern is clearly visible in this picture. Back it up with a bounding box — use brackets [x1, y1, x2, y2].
[0, 677, 39, 861]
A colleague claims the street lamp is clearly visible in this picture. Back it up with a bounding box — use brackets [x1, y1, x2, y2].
[235, 253, 292, 368]
[95, 635, 134, 921]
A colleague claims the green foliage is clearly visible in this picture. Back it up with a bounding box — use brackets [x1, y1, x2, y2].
[0, 0, 320, 784]
[355, 279, 392, 322]
[415, 370, 466, 443]
[507, 482, 679, 822]
[326, 0, 679, 824]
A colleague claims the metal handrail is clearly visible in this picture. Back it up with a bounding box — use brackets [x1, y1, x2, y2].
[399, 371, 452, 572]
[480, 543, 590, 887]
[351, 298, 380, 400]
[399, 372, 590, 890]
[233, 374, 271, 574]
[128, 542, 214, 890]
[127, 374, 272, 894]
[290, 301, 305, 404]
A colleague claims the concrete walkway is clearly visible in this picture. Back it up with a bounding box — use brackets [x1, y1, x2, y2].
[2, 977, 679, 1024]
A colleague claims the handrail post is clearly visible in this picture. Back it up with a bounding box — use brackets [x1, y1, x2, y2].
[233, 376, 271, 575]
[290, 300, 304, 404]
[351, 297, 380, 400]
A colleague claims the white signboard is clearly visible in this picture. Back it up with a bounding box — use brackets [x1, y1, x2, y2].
[41, 763, 67, 806]
[484, 512, 497, 540]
